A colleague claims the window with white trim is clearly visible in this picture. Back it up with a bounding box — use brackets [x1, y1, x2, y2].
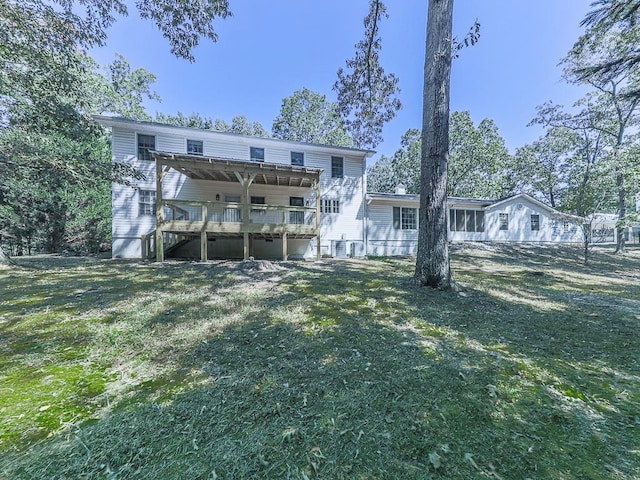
[250, 196, 266, 215]
[531, 214, 540, 231]
[250, 146, 265, 162]
[499, 213, 509, 231]
[449, 209, 485, 232]
[393, 207, 417, 230]
[137, 134, 155, 161]
[139, 189, 156, 216]
[331, 156, 344, 178]
[321, 199, 340, 214]
[187, 139, 203, 155]
[289, 197, 305, 224]
[291, 152, 304, 166]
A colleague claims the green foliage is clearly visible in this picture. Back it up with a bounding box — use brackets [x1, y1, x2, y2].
[155, 112, 269, 137]
[155, 112, 215, 129]
[576, 0, 640, 94]
[93, 54, 161, 120]
[272, 87, 353, 146]
[214, 115, 270, 137]
[448, 112, 515, 198]
[367, 128, 421, 193]
[0, 0, 233, 256]
[334, 0, 401, 148]
[367, 113, 515, 199]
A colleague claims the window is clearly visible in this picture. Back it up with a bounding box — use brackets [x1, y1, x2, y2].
[250, 147, 265, 162]
[137, 134, 155, 161]
[331, 156, 344, 178]
[563, 221, 571, 232]
[449, 209, 484, 232]
[187, 139, 203, 156]
[250, 196, 266, 216]
[321, 199, 340, 214]
[393, 207, 417, 230]
[289, 196, 305, 224]
[531, 214, 540, 231]
[499, 213, 509, 231]
[139, 189, 156, 216]
[223, 195, 241, 222]
[291, 152, 304, 166]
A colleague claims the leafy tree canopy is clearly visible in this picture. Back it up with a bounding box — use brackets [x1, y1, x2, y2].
[367, 112, 514, 200]
[272, 88, 353, 147]
[155, 112, 269, 137]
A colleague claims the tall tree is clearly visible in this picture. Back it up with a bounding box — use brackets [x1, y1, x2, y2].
[334, 1, 402, 148]
[564, 26, 640, 253]
[272, 88, 353, 146]
[414, 0, 455, 288]
[0, 0, 232, 260]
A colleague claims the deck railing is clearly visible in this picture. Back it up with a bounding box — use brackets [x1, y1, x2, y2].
[160, 199, 317, 229]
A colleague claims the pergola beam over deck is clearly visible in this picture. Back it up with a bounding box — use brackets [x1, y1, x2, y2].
[152, 151, 323, 262]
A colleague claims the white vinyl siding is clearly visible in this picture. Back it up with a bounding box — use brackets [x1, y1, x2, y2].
[108, 122, 368, 258]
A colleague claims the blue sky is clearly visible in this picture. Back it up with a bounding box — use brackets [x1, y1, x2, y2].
[91, 0, 593, 164]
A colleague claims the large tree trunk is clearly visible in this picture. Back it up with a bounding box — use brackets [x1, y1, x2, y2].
[0, 244, 11, 265]
[414, 0, 454, 288]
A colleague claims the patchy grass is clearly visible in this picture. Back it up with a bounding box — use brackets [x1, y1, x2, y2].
[0, 245, 639, 479]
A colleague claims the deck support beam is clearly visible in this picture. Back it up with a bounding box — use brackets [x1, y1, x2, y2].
[235, 172, 257, 260]
[315, 180, 321, 260]
[155, 161, 166, 262]
[201, 204, 208, 261]
[282, 232, 288, 261]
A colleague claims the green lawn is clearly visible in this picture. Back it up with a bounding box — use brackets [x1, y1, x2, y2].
[1, 244, 639, 479]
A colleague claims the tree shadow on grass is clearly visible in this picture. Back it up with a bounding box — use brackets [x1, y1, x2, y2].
[2, 258, 637, 479]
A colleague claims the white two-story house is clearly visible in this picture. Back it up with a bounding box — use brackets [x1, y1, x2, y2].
[99, 116, 373, 261]
[101, 116, 634, 261]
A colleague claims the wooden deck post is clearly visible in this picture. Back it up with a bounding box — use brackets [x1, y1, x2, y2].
[234, 172, 256, 261]
[155, 160, 165, 262]
[282, 233, 288, 261]
[200, 203, 208, 261]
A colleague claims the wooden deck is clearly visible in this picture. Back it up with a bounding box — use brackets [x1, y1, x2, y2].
[151, 151, 323, 261]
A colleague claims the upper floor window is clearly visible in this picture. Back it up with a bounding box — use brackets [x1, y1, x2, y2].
[393, 207, 417, 230]
[291, 151, 304, 166]
[531, 214, 540, 231]
[331, 156, 344, 178]
[450, 209, 485, 232]
[139, 189, 156, 216]
[321, 199, 340, 214]
[187, 139, 203, 156]
[499, 213, 509, 231]
[250, 147, 265, 162]
[137, 134, 155, 161]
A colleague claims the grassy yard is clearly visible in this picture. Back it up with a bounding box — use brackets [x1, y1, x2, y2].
[0, 244, 639, 479]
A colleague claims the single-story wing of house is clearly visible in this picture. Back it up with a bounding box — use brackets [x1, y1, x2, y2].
[98, 116, 637, 260]
[366, 186, 587, 257]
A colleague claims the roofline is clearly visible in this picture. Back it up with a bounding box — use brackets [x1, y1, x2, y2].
[94, 115, 376, 158]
